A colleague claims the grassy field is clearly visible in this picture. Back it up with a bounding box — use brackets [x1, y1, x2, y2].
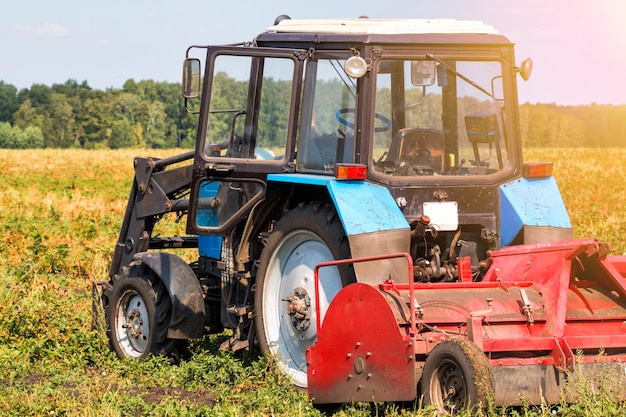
[0, 148, 624, 416]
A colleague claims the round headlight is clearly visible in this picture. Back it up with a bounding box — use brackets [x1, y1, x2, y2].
[344, 56, 368, 79]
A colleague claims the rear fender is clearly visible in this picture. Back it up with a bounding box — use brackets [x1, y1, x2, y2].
[133, 252, 206, 339]
[267, 174, 411, 283]
[267, 173, 408, 236]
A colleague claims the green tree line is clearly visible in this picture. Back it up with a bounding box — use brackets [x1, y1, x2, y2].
[0, 79, 197, 149]
[519, 102, 626, 147]
[0, 79, 625, 149]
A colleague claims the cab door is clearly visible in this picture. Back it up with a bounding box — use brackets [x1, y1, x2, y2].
[186, 46, 304, 240]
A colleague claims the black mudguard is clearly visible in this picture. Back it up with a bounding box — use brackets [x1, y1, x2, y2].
[133, 252, 206, 339]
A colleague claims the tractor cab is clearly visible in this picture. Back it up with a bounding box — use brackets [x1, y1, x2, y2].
[181, 17, 554, 280]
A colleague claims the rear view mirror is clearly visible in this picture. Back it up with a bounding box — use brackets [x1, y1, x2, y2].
[518, 57, 533, 81]
[411, 61, 436, 86]
[182, 58, 201, 98]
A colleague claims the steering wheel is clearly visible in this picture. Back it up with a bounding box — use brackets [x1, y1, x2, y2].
[335, 108, 391, 132]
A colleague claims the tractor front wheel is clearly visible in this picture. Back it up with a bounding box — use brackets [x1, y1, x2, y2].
[421, 339, 493, 414]
[107, 271, 183, 363]
[255, 202, 354, 389]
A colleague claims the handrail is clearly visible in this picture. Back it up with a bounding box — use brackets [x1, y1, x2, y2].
[313, 252, 415, 337]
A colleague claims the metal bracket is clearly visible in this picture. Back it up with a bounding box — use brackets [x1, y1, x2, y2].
[552, 337, 575, 372]
[134, 157, 156, 195]
[371, 47, 383, 60]
[519, 288, 534, 325]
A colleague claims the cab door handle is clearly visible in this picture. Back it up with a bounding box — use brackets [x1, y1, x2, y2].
[205, 163, 236, 176]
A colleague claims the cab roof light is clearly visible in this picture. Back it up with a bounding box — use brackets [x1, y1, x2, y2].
[523, 162, 553, 178]
[335, 164, 367, 179]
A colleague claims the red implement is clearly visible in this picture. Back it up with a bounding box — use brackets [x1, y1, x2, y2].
[308, 239, 626, 406]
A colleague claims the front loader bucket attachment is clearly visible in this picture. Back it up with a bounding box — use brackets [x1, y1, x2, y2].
[308, 240, 626, 407]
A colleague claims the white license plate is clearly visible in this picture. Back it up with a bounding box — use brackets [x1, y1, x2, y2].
[423, 201, 459, 231]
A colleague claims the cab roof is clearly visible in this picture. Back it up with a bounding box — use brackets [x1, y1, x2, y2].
[266, 18, 498, 36]
[257, 17, 511, 48]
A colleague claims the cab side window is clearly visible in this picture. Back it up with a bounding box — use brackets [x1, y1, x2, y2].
[204, 55, 295, 161]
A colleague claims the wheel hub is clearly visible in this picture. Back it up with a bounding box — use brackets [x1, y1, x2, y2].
[123, 309, 144, 338]
[440, 363, 466, 410]
[282, 287, 311, 331]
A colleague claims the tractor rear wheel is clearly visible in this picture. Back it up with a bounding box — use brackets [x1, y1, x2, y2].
[421, 339, 493, 414]
[107, 270, 183, 363]
[255, 202, 355, 389]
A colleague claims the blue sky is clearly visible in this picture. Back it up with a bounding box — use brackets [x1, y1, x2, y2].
[1, 0, 625, 105]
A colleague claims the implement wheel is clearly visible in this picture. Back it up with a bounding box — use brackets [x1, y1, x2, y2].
[422, 339, 493, 414]
[255, 202, 355, 389]
[107, 269, 183, 363]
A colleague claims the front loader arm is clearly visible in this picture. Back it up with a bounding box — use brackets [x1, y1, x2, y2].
[109, 151, 195, 278]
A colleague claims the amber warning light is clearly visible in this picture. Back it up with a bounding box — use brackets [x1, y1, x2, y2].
[335, 164, 367, 179]
[523, 162, 553, 178]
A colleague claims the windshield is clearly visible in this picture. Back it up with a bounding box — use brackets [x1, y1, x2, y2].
[372, 58, 507, 177]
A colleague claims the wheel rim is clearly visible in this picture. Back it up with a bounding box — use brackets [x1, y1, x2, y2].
[429, 358, 468, 413]
[114, 288, 150, 358]
[262, 229, 344, 388]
